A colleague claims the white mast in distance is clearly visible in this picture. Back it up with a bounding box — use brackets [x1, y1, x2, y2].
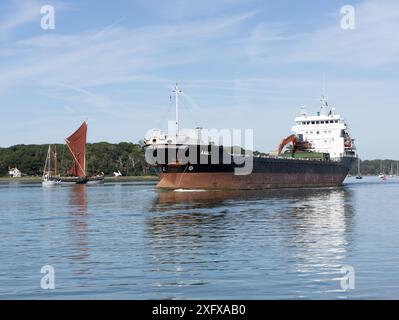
[173, 83, 182, 144]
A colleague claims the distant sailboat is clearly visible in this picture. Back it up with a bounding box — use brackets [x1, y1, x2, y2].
[113, 170, 122, 177]
[42, 122, 104, 186]
[42, 145, 61, 186]
[356, 158, 363, 179]
[390, 162, 394, 178]
[378, 160, 386, 180]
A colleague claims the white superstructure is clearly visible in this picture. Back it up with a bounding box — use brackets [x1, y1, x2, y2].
[292, 96, 356, 160]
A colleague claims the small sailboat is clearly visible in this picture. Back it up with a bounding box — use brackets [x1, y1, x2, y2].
[356, 158, 363, 179]
[42, 145, 61, 186]
[378, 160, 387, 180]
[113, 170, 122, 177]
[60, 121, 105, 185]
[42, 122, 104, 186]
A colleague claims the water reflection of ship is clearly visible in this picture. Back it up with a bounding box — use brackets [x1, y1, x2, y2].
[282, 188, 355, 280]
[152, 188, 353, 213]
[68, 185, 90, 274]
[147, 187, 355, 294]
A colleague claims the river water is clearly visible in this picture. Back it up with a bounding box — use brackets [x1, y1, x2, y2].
[0, 176, 398, 299]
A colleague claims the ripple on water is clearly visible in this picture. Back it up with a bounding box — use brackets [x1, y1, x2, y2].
[0, 177, 399, 299]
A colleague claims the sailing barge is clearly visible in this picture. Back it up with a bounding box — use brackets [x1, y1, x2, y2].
[42, 121, 104, 186]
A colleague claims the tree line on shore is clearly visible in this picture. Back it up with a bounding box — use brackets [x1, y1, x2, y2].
[0, 142, 153, 177]
[349, 159, 399, 176]
[0, 143, 398, 177]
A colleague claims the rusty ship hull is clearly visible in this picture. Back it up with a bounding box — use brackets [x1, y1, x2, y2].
[149, 145, 356, 190]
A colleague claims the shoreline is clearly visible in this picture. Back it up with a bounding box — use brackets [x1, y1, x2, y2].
[0, 174, 393, 185]
[0, 176, 159, 184]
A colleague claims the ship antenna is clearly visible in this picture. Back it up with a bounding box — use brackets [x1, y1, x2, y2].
[172, 83, 182, 143]
[321, 73, 328, 115]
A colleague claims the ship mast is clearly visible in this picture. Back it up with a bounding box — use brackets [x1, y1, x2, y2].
[53, 146, 57, 176]
[320, 73, 328, 115]
[320, 95, 328, 116]
[43, 146, 51, 178]
[173, 83, 182, 144]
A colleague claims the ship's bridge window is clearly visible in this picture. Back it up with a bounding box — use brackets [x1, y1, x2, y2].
[335, 120, 338, 123]
[307, 121, 310, 124]
[302, 122, 306, 125]
[321, 121, 325, 124]
[316, 121, 320, 124]
[311, 121, 315, 124]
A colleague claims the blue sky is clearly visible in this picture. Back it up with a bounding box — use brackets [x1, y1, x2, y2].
[0, 0, 398, 159]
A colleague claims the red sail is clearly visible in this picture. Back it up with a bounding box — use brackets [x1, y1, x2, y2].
[65, 122, 87, 177]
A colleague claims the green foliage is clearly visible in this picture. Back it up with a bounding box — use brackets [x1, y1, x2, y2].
[0, 143, 153, 177]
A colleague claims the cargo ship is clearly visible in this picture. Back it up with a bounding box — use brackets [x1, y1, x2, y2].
[142, 85, 357, 190]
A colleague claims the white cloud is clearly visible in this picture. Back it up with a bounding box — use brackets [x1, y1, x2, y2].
[245, 0, 399, 67]
[0, 1, 40, 37]
[0, 10, 256, 91]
